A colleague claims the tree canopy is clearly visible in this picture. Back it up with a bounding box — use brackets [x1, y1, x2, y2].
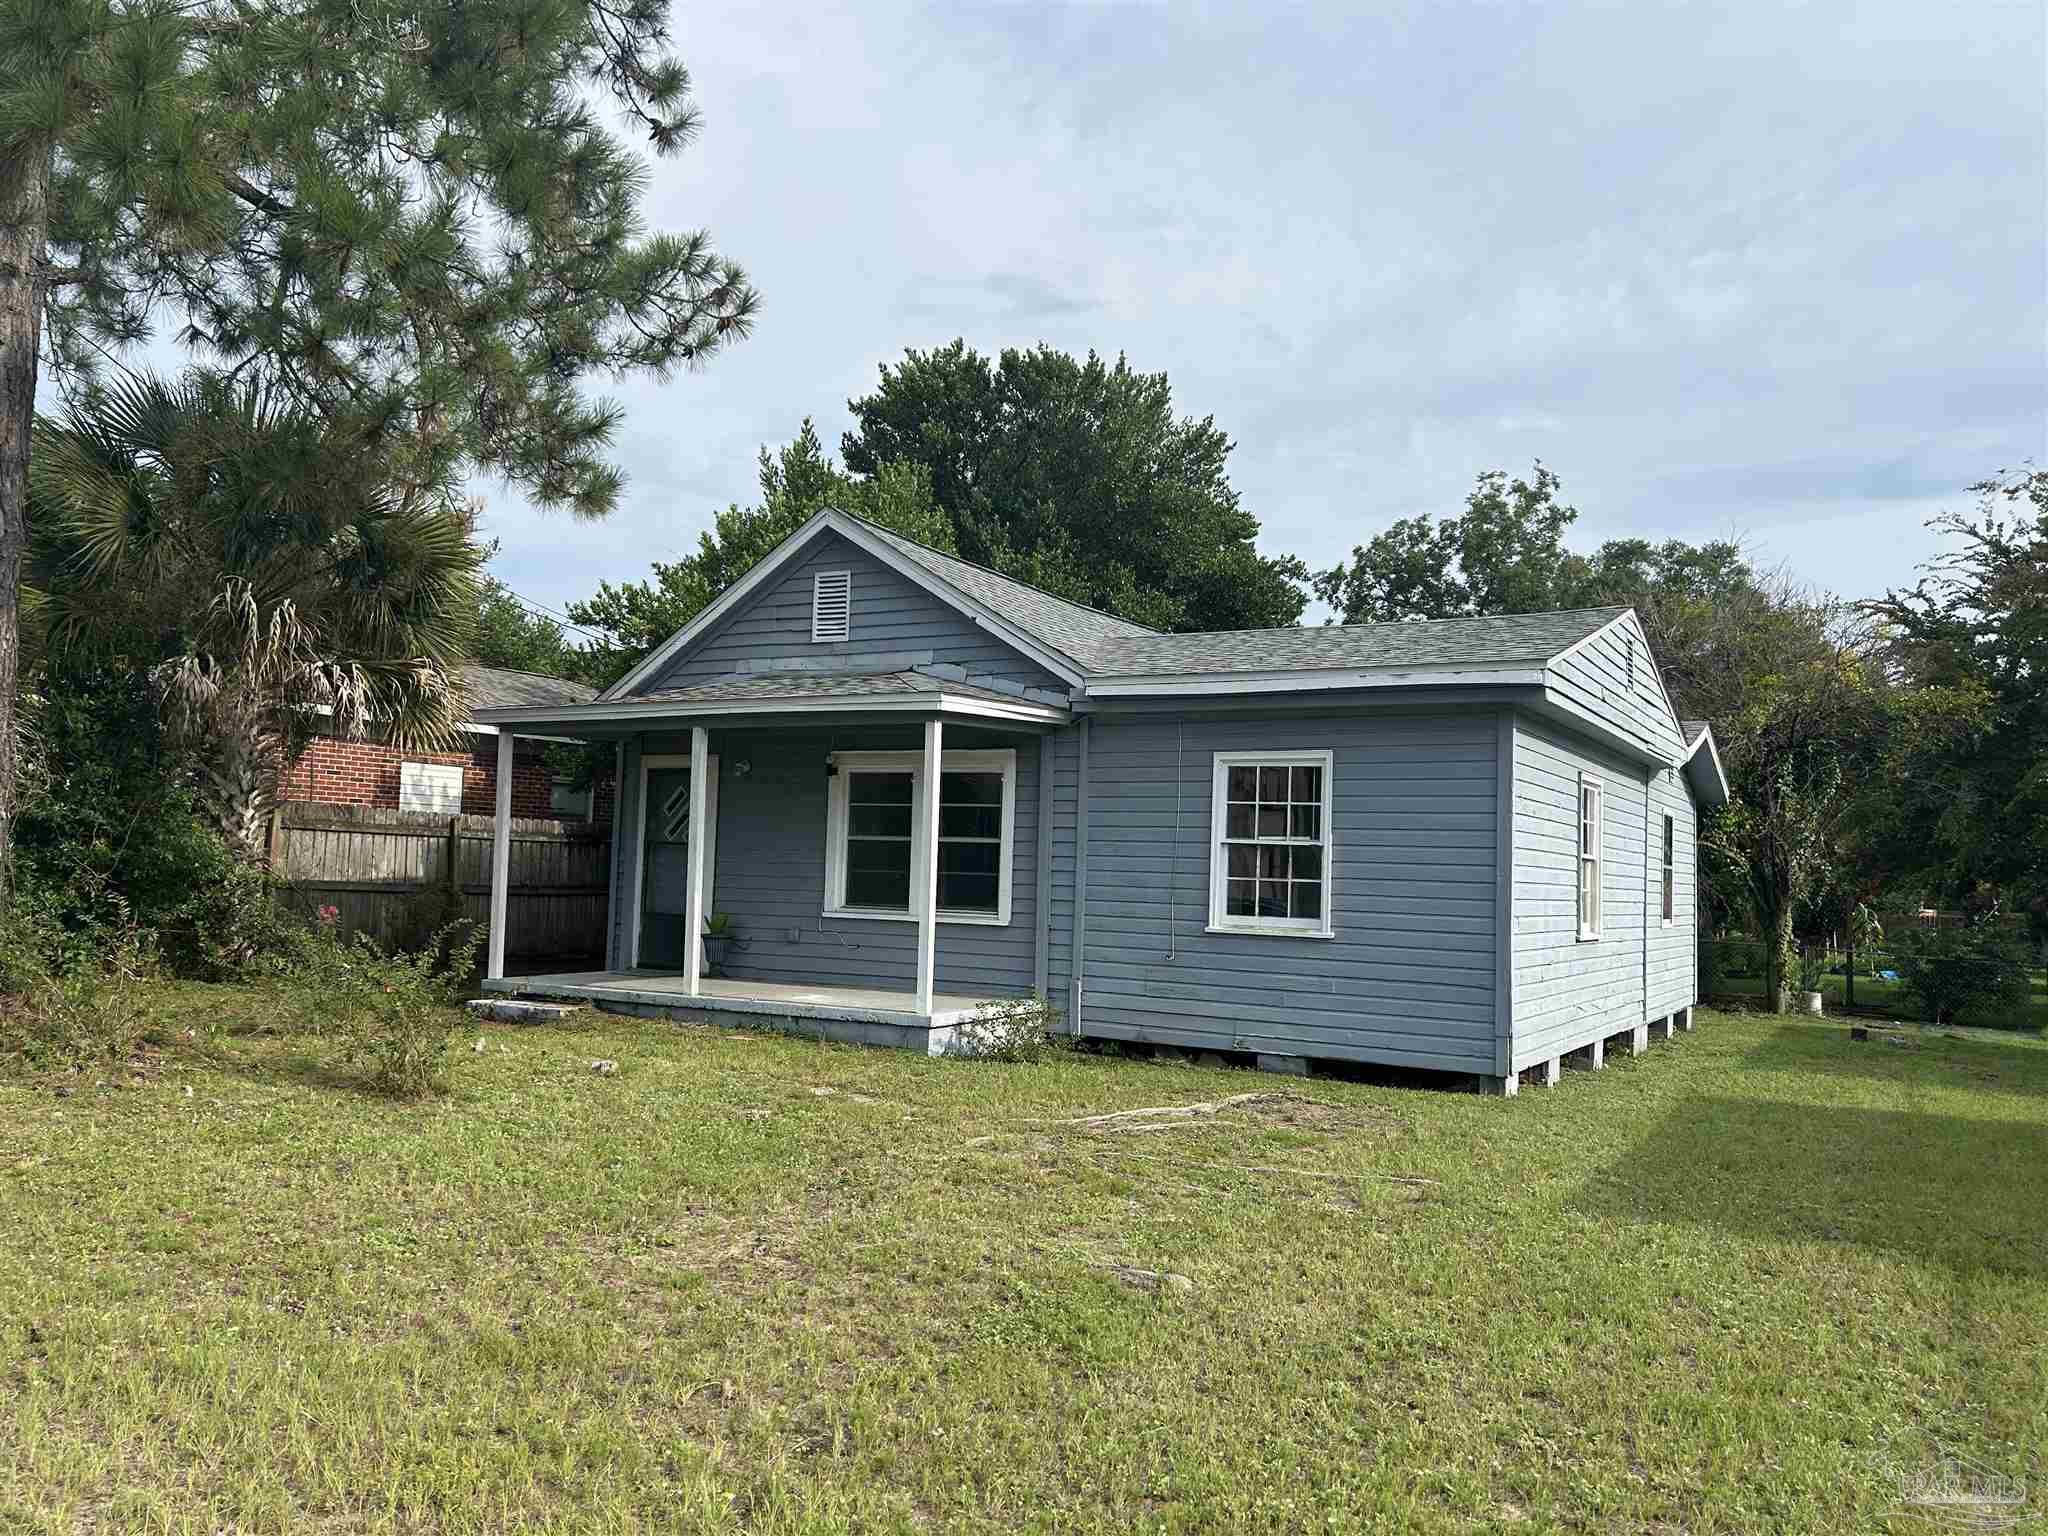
[565, 421, 951, 688]
[841, 341, 1307, 632]
[0, 0, 754, 874]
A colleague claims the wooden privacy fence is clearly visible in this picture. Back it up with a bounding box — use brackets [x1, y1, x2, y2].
[271, 801, 611, 961]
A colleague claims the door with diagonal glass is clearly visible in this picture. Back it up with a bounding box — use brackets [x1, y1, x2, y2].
[637, 755, 717, 969]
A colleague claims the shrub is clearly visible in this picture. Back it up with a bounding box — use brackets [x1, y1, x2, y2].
[1889, 927, 2034, 1027]
[956, 998, 1068, 1063]
[0, 922, 171, 1072]
[14, 667, 297, 981]
[286, 917, 482, 1096]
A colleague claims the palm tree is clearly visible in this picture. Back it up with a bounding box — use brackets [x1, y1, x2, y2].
[27, 374, 480, 862]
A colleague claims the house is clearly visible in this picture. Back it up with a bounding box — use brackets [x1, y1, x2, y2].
[472, 508, 1729, 1093]
[279, 665, 614, 824]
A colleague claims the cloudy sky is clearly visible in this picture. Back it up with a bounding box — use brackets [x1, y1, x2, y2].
[478, 0, 2043, 627]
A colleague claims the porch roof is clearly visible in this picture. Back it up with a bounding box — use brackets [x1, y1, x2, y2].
[470, 668, 1069, 731]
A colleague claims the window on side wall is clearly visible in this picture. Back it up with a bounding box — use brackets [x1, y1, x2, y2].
[1578, 773, 1604, 941]
[1661, 812, 1676, 924]
[1207, 751, 1334, 938]
[822, 749, 1016, 925]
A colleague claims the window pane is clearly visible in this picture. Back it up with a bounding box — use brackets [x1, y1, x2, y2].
[938, 870, 999, 911]
[940, 771, 1002, 806]
[850, 803, 912, 838]
[1292, 845, 1322, 881]
[848, 838, 911, 873]
[1226, 879, 1258, 916]
[1226, 804, 1256, 839]
[1290, 765, 1321, 803]
[1257, 805, 1287, 837]
[1293, 880, 1322, 920]
[1289, 804, 1320, 840]
[1228, 766, 1257, 801]
[852, 771, 913, 804]
[1258, 880, 1288, 916]
[1258, 844, 1290, 880]
[1259, 766, 1288, 801]
[1227, 844, 1257, 879]
[939, 804, 1001, 839]
[939, 841, 1000, 877]
[847, 864, 911, 909]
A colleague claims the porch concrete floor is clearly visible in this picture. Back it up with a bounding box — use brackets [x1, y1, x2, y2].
[483, 971, 1016, 1028]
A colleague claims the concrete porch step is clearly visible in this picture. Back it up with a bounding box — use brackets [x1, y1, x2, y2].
[466, 998, 589, 1024]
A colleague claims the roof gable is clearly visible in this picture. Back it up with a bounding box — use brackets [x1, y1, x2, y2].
[604, 510, 1113, 697]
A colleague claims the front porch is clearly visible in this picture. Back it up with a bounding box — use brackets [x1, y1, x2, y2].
[484, 971, 1018, 1055]
[471, 669, 1071, 1054]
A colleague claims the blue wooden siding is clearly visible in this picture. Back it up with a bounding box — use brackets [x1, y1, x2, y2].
[1545, 612, 1685, 764]
[637, 531, 1067, 695]
[1646, 766, 1698, 1017]
[606, 723, 1041, 996]
[1508, 713, 1652, 1067]
[1045, 725, 1080, 1016]
[1072, 711, 1500, 1072]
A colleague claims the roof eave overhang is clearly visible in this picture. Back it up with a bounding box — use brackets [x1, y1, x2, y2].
[1078, 664, 1551, 699]
[1681, 725, 1732, 807]
[474, 690, 1070, 732]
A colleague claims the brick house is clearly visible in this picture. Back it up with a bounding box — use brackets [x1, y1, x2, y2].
[279, 666, 615, 824]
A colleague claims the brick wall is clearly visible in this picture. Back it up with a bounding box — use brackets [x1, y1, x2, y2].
[279, 732, 615, 824]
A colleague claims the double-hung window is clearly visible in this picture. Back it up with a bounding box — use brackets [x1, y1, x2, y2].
[1208, 751, 1334, 937]
[1660, 812, 1676, 924]
[824, 749, 1016, 925]
[1578, 774, 1604, 941]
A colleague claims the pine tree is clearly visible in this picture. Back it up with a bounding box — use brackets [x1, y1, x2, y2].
[0, 0, 756, 879]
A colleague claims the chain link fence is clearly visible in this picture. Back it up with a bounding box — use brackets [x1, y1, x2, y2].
[1700, 930, 2047, 1031]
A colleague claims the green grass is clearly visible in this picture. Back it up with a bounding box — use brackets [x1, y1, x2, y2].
[2, 991, 2044, 1534]
[1715, 967, 2048, 1030]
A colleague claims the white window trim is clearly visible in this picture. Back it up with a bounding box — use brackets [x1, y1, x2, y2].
[822, 749, 1016, 927]
[1660, 811, 1676, 927]
[1578, 772, 1604, 942]
[627, 753, 720, 970]
[399, 760, 463, 815]
[1206, 749, 1336, 939]
[811, 568, 851, 642]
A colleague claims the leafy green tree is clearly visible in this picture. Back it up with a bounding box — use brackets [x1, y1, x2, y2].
[568, 421, 952, 688]
[841, 340, 1307, 632]
[0, 0, 756, 879]
[28, 374, 479, 860]
[471, 565, 583, 681]
[1314, 464, 1590, 624]
[1864, 469, 2048, 905]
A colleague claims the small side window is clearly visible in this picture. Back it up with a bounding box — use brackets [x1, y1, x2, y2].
[1577, 775, 1603, 941]
[1661, 813, 1675, 924]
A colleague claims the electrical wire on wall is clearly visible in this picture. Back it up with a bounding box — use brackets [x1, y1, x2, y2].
[1167, 716, 1184, 960]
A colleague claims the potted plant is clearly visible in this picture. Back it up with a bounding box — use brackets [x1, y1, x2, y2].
[1796, 944, 1827, 1017]
[701, 912, 734, 977]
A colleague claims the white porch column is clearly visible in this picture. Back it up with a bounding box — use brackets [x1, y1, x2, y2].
[487, 729, 514, 979]
[683, 725, 710, 998]
[915, 718, 943, 1015]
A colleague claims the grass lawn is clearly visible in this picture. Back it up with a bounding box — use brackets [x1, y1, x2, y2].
[2, 992, 2044, 1534]
[1714, 967, 2048, 1031]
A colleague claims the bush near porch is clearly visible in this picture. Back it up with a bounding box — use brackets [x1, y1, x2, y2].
[1, 996, 2043, 1534]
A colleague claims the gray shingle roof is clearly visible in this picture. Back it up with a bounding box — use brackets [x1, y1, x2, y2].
[637, 671, 1028, 708]
[1680, 718, 1711, 745]
[461, 665, 596, 710]
[1083, 607, 1630, 678]
[856, 520, 1157, 670]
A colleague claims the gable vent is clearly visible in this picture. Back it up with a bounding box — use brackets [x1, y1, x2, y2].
[812, 569, 851, 642]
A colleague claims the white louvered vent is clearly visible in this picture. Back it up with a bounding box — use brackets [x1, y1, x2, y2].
[812, 569, 851, 642]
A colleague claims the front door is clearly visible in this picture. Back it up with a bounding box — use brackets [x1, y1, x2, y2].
[636, 755, 718, 969]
